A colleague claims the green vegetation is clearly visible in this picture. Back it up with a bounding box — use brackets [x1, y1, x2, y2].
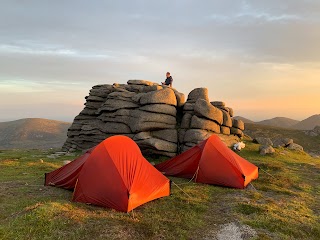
[0, 143, 319, 239]
[0, 149, 211, 240]
[237, 143, 320, 239]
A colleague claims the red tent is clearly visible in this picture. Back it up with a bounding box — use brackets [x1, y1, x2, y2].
[45, 147, 95, 189]
[45, 136, 170, 212]
[155, 135, 258, 189]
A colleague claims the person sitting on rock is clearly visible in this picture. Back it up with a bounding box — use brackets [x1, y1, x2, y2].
[162, 72, 173, 87]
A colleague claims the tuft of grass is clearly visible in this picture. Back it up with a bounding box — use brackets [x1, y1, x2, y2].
[236, 203, 265, 215]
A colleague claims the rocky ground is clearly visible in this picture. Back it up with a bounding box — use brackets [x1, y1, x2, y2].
[244, 123, 320, 158]
[252, 136, 304, 155]
[303, 126, 320, 137]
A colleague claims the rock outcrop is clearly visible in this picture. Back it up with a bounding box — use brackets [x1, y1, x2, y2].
[259, 145, 275, 155]
[287, 143, 304, 151]
[303, 126, 320, 137]
[272, 138, 293, 148]
[178, 88, 242, 152]
[63, 80, 244, 157]
[253, 136, 304, 155]
[253, 137, 273, 146]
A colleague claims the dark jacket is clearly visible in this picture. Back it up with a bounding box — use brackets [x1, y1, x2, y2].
[164, 76, 173, 86]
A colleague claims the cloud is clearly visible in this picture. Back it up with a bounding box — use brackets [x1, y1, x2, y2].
[0, 0, 319, 121]
[0, 42, 119, 60]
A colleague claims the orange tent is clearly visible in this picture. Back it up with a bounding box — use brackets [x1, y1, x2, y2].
[45, 136, 170, 212]
[155, 135, 258, 189]
[45, 147, 95, 189]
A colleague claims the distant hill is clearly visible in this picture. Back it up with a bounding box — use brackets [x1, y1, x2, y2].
[0, 118, 71, 149]
[235, 115, 320, 130]
[233, 116, 255, 123]
[292, 114, 320, 130]
[256, 117, 299, 128]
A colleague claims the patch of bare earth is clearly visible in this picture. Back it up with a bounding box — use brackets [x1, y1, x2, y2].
[192, 187, 258, 240]
[212, 222, 256, 240]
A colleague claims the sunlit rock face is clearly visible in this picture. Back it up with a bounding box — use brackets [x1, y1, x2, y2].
[63, 80, 244, 157]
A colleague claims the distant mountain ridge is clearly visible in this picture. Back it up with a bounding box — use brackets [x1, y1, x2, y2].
[292, 114, 320, 130]
[257, 117, 299, 128]
[0, 118, 71, 149]
[233, 116, 255, 124]
[234, 114, 320, 130]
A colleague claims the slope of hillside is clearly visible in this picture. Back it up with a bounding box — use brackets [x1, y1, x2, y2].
[0, 118, 71, 149]
[292, 114, 320, 130]
[244, 123, 320, 156]
[256, 117, 299, 128]
[233, 116, 255, 123]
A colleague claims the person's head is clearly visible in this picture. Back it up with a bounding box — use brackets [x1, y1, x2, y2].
[166, 72, 171, 77]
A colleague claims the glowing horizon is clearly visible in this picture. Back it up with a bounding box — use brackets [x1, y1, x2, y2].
[0, 0, 319, 122]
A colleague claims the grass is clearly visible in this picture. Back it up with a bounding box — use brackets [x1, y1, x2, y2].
[194, 141, 320, 239]
[241, 143, 320, 239]
[0, 149, 212, 240]
[0, 143, 319, 239]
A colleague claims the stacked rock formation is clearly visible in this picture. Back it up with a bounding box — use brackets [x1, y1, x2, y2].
[178, 88, 243, 152]
[63, 80, 244, 157]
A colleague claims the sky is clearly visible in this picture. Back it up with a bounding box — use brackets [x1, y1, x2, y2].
[1, 0, 319, 122]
